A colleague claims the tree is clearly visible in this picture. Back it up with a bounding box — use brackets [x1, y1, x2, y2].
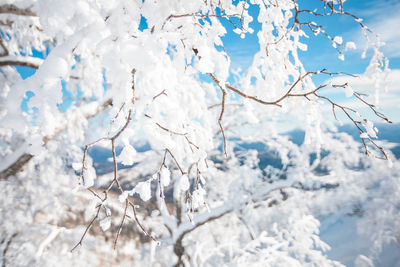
[0, 0, 398, 266]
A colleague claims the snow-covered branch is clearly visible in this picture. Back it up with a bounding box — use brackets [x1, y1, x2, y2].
[0, 99, 112, 180]
[0, 55, 43, 69]
[0, 4, 36, 17]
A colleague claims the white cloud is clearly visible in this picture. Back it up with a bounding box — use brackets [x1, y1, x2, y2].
[323, 69, 400, 95]
[349, 0, 400, 58]
[317, 69, 400, 122]
[369, 16, 400, 58]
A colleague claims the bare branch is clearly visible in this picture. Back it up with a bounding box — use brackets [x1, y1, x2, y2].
[70, 204, 102, 252]
[224, 83, 282, 107]
[161, 148, 186, 175]
[0, 4, 36, 17]
[152, 89, 167, 101]
[0, 153, 33, 181]
[129, 202, 158, 242]
[144, 114, 200, 151]
[114, 199, 128, 249]
[353, 92, 392, 123]
[1, 232, 18, 267]
[0, 36, 9, 57]
[287, 82, 390, 159]
[207, 73, 228, 156]
[162, 12, 244, 30]
[207, 68, 390, 160]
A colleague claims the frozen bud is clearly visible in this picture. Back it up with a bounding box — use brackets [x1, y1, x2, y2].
[105, 207, 111, 217]
[233, 28, 242, 35]
[119, 191, 129, 202]
[363, 120, 377, 138]
[118, 144, 137, 166]
[72, 162, 82, 171]
[333, 36, 343, 44]
[100, 217, 111, 231]
[192, 186, 207, 209]
[345, 42, 356, 50]
[179, 174, 190, 191]
[134, 181, 152, 201]
[160, 166, 171, 187]
[82, 166, 96, 188]
[344, 84, 353, 97]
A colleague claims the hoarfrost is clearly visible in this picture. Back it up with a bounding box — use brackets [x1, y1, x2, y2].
[160, 166, 171, 187]
[344, 84, 354, 97]
[333, 36, 343, 44]
[345, 42, 357, 50]
[118, 144, 137, 166]
[133, 181, 152, 201]
[100, 217, 111, 232]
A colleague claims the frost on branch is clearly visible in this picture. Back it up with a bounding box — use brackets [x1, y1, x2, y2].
[0, 0, 397, 266]
[133, 180, 152, 202]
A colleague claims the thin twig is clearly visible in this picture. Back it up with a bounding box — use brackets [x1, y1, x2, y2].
[114, 199, 128, 249]
[207, 73, 228, 156]
[71, 204, 102, 252]
[129, 202, 158, 242]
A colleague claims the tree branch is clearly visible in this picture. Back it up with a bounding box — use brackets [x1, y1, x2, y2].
[0, 99, 113, 181]
[0, 4, 36, 17]
[0, 55, 43, 69]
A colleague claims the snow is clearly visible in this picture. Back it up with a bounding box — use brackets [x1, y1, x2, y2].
[132, 180, 152, 201]
[178, 174, 190, 191]
[320, 215, 400, 267]
[100, 217, 111, 231]
[333, 36, 343, 45]
[118, 191, 128, 202]
[160, 166, 170, 187]
[346, 42, 357, 50]
[363, 120, 378, 138]
[118, 144, 136, 166]
[82, 165, 96, 188]
[344, 84, 354, 97]
[192, 186, 207, 209]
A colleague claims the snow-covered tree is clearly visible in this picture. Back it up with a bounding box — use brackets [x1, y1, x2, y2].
[0, 0, 398, 266]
